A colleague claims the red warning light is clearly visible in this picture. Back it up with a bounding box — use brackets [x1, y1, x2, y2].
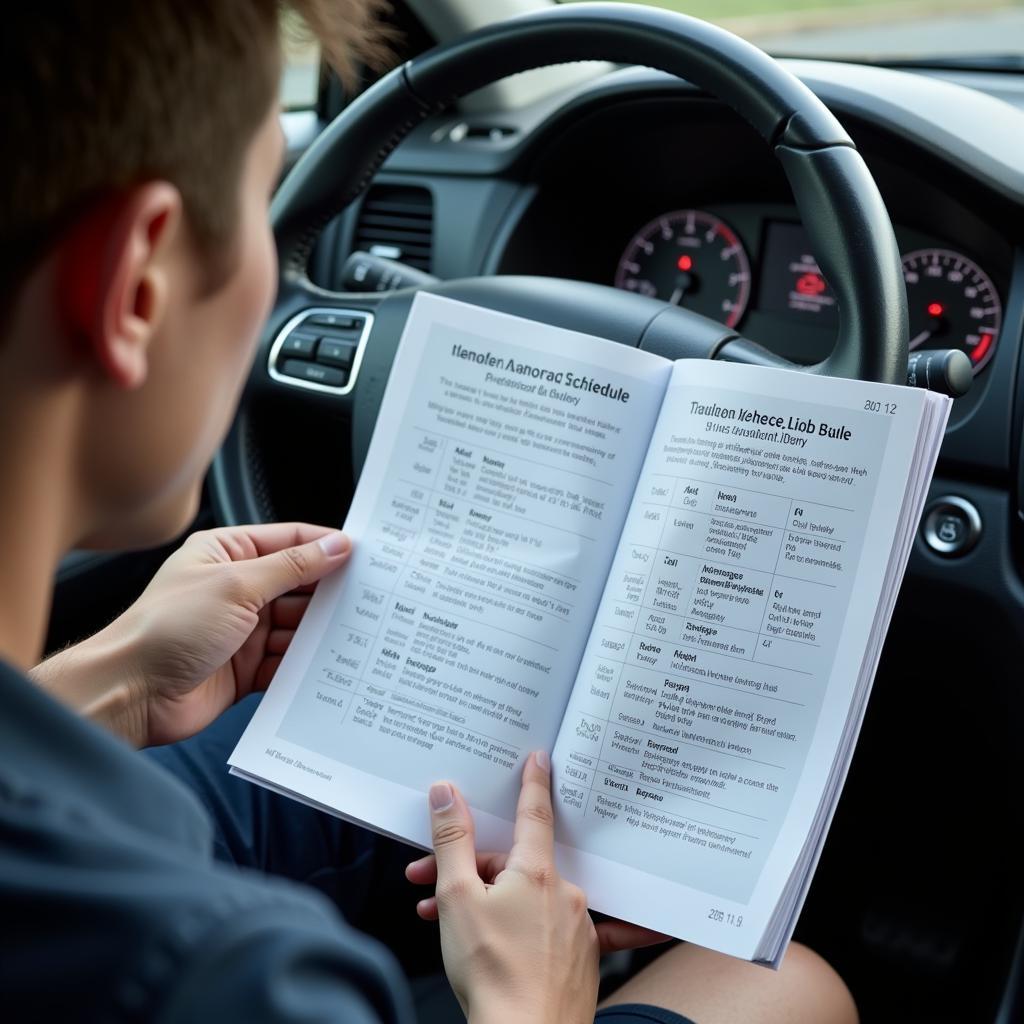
[795, 273, 826, 296]
[927, 302, 945, 317]
[677, 254, 693, 272]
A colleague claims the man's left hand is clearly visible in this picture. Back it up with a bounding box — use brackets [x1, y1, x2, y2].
[33, 523, 351, 747]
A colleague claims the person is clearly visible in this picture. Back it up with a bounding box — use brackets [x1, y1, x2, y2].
[0, 2, 859, 1022]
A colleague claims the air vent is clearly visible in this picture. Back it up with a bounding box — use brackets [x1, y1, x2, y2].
[444, 122, 518, 143]
[352, 185, 433, 273]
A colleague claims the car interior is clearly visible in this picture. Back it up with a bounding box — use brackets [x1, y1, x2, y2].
[46, 1, 1024, 1020]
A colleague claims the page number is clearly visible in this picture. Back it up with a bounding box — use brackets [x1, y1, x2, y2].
[864, 399, 897, 414]
[708, 908, 743, 928]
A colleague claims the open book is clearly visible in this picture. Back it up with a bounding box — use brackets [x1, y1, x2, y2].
[230, 293, 950, 966]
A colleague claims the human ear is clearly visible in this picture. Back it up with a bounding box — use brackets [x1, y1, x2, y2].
[58, 182, 183, 389]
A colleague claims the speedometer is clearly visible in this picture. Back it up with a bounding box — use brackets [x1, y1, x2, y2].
[614, 209, 751, 328]
[902, 248, 1002, 373]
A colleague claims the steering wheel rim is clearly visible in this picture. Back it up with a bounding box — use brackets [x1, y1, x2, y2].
[211, 2, 908, 527]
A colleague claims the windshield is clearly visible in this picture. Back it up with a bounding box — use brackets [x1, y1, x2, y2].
[560, 0, 1024, 69]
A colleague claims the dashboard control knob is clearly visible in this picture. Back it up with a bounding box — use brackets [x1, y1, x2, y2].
[906, 349, 973, 398]
[921, 495, 982, 556]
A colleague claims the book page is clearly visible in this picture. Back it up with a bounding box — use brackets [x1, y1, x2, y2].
[551, 359, 929, 957]
[230, 294, 671, 851]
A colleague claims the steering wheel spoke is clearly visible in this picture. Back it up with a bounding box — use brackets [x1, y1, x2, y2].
[255, 281, 385, 402]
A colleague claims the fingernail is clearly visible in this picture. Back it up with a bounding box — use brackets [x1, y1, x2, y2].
[429, 782, 454, 811]
[318, 531, 350, 557]
[535, 750, 550, 771]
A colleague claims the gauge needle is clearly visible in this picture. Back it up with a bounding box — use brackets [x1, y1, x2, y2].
[909, 330, 932, 347]
[669, 272, 693, 305]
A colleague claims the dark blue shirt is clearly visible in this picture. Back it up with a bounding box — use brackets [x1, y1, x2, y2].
[0, 660, 414, 1022]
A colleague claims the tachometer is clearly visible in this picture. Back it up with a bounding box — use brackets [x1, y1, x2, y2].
[614, 209, 751, 328]
[902, 248, 1002, 373]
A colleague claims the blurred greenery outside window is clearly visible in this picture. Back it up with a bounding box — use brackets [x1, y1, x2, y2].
[280, 11, 321, 111]
[278, 1, 1024, 100]
[561, 0, 1024, 63]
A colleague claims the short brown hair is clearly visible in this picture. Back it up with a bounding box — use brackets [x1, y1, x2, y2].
[1, 1, 390, 303]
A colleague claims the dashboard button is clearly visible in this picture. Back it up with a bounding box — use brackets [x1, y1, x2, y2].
[306, 312, 362, 330]
[279, 358, 347, 387]
[317, 339, 357, 368]
[921, 496, 982, 556]
[279, 332, 318, 358]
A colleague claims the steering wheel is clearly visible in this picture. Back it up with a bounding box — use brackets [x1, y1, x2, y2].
[211, 2, 907, 526]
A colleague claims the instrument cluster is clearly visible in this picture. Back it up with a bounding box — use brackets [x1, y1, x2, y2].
[614, 208, 1003, 374]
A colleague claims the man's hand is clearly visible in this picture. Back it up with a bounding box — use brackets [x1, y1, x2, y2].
[406, 753, 669, 1024]
[33, 524, 351, 747]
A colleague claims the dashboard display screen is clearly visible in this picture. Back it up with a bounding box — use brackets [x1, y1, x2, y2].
[758, 221, 838, 325]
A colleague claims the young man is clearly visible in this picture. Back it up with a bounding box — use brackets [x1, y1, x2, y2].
[0, 3, 858, 1022]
